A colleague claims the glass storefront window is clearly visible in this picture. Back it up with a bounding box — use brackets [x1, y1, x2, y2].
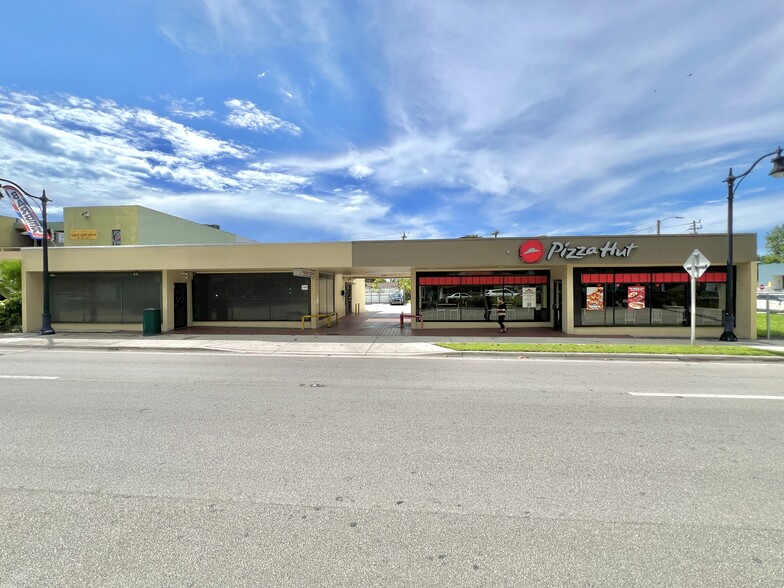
[193, 273, 310, 321]
[575, 268, 728, 327]
[50, 272, 161, 323]
[416, 272, 550, 322]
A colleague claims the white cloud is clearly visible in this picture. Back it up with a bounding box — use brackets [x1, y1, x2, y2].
[168, 97, 214, 119]
[234, 164, 310, 191]
[0, 89, 252, 200]
[224, 99, 302, 135]
[348, 163, 373, 179]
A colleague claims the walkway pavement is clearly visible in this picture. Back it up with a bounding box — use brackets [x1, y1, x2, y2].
[2, 304, 782, 360]
[1, 329, 782, 361]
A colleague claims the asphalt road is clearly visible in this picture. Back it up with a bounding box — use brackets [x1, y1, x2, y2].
[1, 350, 783, 587]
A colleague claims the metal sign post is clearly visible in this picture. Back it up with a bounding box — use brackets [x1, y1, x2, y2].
[683, 249, 710, 345]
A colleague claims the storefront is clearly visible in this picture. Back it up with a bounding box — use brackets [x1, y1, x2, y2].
[396, 234, 757, 338]
[18, 232, 758, 339]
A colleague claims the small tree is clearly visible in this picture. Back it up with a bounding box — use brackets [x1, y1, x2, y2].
[0, 259, 22, 332]
[0, 259, 21, 299]
[394, 278, 411, 301]
[760, 225, 784, 263]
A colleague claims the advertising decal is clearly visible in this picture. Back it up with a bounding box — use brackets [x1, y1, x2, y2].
[627, 286, 646, 309]
[586, 286, 604, 310]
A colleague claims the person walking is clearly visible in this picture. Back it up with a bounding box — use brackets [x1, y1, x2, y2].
[483, 292, 492, 321]
[496, 297, 507, 333]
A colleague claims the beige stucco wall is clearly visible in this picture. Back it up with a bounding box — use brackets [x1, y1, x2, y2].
[63, 206, 139, 246]
[21, 241, 354, 332]
[137, 207, 245, 245]
[0, 216, 31, 248]
[18, 234, 758, 337]
[353, 234, 756, 268]
[0, 249, 22, 262]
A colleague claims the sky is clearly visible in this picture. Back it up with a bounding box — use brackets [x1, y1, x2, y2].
[1, 0, 782, 253]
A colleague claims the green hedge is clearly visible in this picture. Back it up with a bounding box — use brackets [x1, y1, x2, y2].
[0, 296, 22, 332]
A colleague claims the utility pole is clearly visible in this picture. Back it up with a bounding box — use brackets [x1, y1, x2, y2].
[689, 219, 702, 234]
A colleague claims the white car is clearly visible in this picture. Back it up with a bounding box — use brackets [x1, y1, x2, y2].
[446, 292, 472, 300]
[756, 293, 784, 312]
[484, 288, 517, 298]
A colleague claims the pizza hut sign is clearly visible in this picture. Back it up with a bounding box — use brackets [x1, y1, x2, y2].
[519, 239, 639, 263]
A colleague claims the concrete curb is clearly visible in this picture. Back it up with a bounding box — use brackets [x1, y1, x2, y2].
[442, 350, 784, 362]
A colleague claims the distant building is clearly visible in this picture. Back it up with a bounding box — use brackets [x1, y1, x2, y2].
[0, 205, 248, 249]
[758, 263, 784, 291]
[61, 205, 251, 246]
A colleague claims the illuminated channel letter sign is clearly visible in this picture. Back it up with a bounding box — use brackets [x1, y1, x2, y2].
[520, 239, 639, 263]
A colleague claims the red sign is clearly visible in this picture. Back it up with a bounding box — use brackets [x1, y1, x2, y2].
[519, 239, 545, 263]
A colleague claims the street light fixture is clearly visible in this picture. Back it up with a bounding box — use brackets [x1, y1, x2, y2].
[719, 146, 784, 341]
[656, 216, 684, 234]
[0, 178, 56, 335]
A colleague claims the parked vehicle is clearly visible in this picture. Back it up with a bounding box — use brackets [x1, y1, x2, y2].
[389, 292, 405, 305]
[446, 292, 472, 300]
[484, 288, 518, 298]
[756, 293, 784, 312]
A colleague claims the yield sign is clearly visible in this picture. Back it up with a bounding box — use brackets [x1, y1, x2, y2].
[683, 249, 710, 279]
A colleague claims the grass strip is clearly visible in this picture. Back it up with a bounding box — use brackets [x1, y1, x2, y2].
[435, 342, 784, 357]
[757, 312, 784, 339]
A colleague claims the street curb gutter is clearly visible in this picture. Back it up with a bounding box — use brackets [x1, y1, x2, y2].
[444, 351, 784, 362]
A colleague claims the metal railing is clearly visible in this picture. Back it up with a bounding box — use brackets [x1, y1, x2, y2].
[300, 312, 338, 330]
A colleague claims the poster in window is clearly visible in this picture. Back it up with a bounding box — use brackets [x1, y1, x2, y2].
[628, 286, 646, 309]
[586, 286, 604, 310]
[522, 287, 536, 308]
[112, 229, 121, 246]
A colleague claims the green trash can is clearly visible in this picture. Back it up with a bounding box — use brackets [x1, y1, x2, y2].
[142, 308, 161, 336]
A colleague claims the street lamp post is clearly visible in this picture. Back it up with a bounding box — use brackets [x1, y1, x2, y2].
[719, 147, 784, 341]
[0, 179, 56, 335]
[656, 216, 684, 234]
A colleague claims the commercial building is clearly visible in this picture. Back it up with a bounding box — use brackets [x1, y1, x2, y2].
[758, 263, 784, 291]
[2, 205, 758, 338]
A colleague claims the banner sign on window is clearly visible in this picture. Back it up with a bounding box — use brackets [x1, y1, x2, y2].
[1, 184, 45, 239]
[628, 286, 646, 309]
[586, 286, 604, 310]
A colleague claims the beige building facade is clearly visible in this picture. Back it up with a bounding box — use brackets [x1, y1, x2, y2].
[16, 231, 759, 339]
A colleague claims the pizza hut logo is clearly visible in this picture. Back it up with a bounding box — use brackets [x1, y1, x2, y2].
[519, 239, 544, 263]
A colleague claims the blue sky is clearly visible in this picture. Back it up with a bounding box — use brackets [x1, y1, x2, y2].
[1, 0, 782, 252]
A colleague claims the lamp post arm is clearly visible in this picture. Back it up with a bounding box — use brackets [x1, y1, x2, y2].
[0, 178, 37, 200]
[726, 150, 779, 194]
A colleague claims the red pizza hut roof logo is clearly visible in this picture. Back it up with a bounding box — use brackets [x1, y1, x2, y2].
[519, 239, 545, 263]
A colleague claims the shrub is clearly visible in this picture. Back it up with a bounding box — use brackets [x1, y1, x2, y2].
[0, 295, 22, 332]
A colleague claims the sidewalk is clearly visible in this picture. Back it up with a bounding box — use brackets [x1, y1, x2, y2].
[1, 330, 783, 360]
